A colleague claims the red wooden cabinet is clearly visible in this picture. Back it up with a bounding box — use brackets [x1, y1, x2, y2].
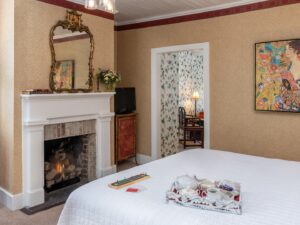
[115, 113, 137, 163]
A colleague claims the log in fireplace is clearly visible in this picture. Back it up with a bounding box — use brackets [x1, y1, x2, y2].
[44, 135, 92, 192]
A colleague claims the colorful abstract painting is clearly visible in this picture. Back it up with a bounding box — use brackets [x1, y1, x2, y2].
[256, 39, 300, 112]
[54, 60, 75, 89]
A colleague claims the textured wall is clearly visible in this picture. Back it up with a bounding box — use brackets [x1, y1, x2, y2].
[117, 4, 300, 161]
[9, 0, 115, 194]
[0, 0, 14, 192]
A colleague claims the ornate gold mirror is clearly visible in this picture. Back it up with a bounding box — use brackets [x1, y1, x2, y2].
[49, 10, 94, 92]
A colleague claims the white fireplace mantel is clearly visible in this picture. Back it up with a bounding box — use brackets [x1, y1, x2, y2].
[21, 92, 116, 208]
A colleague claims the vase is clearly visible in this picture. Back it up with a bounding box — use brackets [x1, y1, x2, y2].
[104, 83, 116, 92]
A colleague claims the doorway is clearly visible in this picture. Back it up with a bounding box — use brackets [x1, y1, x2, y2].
[151, 43, 210, 160]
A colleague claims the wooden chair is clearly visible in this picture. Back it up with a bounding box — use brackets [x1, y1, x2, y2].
[178, 107, 204, 149]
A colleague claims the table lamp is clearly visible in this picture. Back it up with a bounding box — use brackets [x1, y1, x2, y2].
[192, 91, 200, 117]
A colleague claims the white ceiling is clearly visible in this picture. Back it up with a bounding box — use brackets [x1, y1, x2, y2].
[69, 0, 266, 25]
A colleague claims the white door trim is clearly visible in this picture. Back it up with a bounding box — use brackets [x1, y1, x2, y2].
[151, 42, 210, 160]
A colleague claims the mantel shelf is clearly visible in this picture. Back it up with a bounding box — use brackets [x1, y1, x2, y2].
[21, 92, 115, 100]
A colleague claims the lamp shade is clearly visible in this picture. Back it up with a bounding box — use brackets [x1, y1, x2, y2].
[192, 91, 200, 100]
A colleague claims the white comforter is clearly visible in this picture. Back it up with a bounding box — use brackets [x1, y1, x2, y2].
[57, 149, 300, 225]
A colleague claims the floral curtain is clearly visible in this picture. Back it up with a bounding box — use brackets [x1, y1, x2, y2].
[160, 50, 204, 158]
[178, 51, 204, 115]
[160, 53, 180, 157]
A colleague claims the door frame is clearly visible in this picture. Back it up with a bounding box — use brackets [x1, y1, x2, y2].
[151, 42, 210, 160]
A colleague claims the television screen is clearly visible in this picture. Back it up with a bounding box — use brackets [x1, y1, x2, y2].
[115, 87, 136, 114]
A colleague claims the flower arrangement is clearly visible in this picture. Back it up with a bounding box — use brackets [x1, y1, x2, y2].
[95, 69, 121, 91]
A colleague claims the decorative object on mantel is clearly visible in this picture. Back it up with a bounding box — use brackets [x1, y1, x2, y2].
[256, 39, 300, 112]
[95, 69, 121, 92]
[49, 10, 94, 93]
[166, 175, 242, 215]
[85, 0, 118, 14]
[22, 89, 53, 95]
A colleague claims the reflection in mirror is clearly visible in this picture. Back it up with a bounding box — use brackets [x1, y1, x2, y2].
[53, 28, 90, 90]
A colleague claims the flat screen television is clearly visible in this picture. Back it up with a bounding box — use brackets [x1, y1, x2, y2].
[115, 87, 136, 114]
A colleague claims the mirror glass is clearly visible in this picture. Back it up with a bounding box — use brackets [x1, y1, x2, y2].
[53, 27, 90, 90]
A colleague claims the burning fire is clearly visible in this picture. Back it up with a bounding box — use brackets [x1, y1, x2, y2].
[55, 162, 64, 173]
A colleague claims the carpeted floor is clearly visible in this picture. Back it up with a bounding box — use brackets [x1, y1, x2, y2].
[0, 160, 137, 225]
[117, 160, 137, 172]
[0, 203, 63, 225]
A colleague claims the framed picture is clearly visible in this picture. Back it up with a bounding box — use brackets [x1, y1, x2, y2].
[256, 39, 300, 112]
[54, 60, 75, 89]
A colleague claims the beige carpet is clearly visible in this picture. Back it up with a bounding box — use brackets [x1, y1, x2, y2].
[117, 160, 137, 172]
[0, 203, 63, 225]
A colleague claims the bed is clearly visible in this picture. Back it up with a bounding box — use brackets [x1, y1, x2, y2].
[57, 149, 300, 225]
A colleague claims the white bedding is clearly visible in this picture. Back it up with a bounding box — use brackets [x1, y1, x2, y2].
[57, 149, 300, 225]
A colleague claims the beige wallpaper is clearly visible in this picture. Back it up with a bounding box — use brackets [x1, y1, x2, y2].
[117, 4, 300, 161]
[5, 0, 115, 194]
[0, 0, 14, 192]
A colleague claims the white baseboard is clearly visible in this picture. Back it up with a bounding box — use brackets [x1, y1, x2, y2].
[137, 153, 153, 164]
[102, 165, 117, 176]
[130, 154, 153, 165]
[23, 188, 44, 208]
[0, 187, 23, 210]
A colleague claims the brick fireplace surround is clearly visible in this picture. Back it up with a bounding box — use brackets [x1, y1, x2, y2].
[44, 120, 97, 191]
[20, 93, 115, 209]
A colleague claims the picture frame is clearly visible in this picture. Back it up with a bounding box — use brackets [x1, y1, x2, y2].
[255, 39, 300, 112]
[54, 60, 75, 90]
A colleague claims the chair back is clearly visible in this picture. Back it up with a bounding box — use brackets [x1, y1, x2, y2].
[178, 107, 186, 129]
[198, 111, 204, 119]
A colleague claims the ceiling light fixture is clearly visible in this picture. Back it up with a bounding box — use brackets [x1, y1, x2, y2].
[85, 0, 98, 10]
[85, 0, 118, 14]
[99, 0, 118, 14]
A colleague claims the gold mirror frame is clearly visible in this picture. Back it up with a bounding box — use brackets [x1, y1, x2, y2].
[49, 10, 94, 93]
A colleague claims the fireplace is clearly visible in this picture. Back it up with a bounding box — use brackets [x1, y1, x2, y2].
[44, 134, 95, 192]
[43, 120, 96, 194]
[21, 93, 115, 209]
[44, 136, 81, 192]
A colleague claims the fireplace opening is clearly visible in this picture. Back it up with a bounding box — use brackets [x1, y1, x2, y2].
[44, 135, 90, 193]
